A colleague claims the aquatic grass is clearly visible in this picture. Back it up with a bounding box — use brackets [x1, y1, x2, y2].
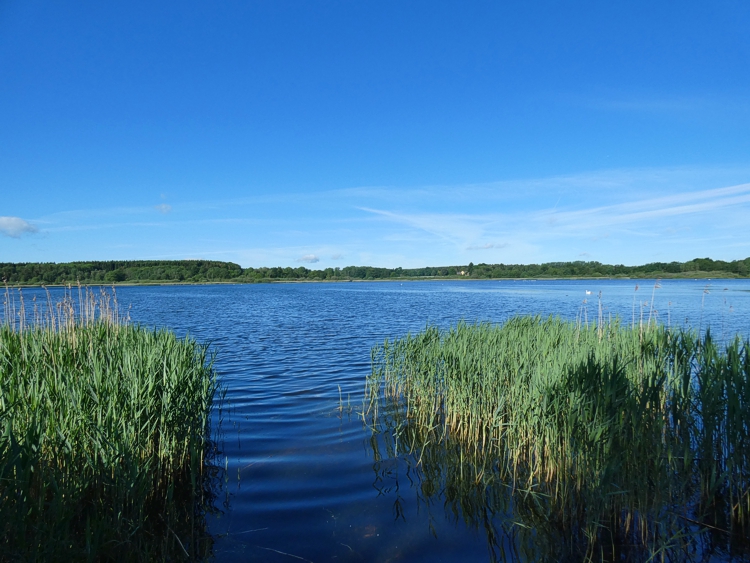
[366, 316, 750, 560]
[0, 287, 222, 561]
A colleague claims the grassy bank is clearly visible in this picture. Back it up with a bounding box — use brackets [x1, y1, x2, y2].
[0, 289, 222, 562]
[366, 317, 750, 560]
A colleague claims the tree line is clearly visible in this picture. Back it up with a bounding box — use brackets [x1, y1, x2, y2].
[1, 257, 749, 285]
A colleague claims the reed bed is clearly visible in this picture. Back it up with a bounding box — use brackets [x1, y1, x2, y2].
[366, 317, 750, 560]
[0, 287, 221, 562]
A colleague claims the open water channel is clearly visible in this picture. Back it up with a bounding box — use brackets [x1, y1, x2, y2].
[20, 279, 750, 561]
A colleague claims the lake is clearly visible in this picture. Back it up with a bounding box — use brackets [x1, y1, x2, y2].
[10, 278, 750, 561]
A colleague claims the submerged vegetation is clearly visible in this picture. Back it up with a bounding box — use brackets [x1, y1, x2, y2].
[1, 255, 750, 285]
[366, 317, 750, 561]
[0, 288, 222, 561]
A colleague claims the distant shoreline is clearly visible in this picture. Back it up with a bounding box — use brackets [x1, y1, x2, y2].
[3, 257, 748, 287]
[4, 271, 744, 289]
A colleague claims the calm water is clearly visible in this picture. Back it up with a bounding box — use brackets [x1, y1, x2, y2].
[11, 279, 750, 561]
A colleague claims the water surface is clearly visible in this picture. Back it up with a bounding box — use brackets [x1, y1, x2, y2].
[12, 279, 750, 561]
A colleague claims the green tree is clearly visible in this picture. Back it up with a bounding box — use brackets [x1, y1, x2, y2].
[105, 269, 127, 282]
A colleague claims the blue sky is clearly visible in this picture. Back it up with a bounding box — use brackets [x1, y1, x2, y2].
[1, 1, 749, 268]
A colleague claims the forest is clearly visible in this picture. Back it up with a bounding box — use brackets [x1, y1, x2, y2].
[2, 257, 749, 285]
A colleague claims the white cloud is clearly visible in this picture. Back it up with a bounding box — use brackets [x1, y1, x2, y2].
[331, 253, 343, 260]
[0, 216, 38, 238]
[155, 204, 172, 214]
[297, 254, 320, 263]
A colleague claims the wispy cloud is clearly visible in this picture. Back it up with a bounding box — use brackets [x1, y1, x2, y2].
[466, 243, 507, 250]
[572, 91, 750, 117]
[359, 207, 487, 246]
[0, 216, 38, 238]
[590, 96, 704, 113]
[358, 181, 750, 260]
[10, 166, 750, 267]
[540, 183, 750, 233]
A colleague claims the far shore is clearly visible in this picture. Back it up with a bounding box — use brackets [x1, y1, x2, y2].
[3, 271, 745, 289]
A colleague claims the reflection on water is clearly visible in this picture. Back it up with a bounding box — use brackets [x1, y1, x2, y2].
[133, 435, 227, 562]
[367, 389, 749, 562]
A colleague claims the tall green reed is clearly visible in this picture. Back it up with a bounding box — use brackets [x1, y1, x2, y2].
[0, 286, 222, 562]
[366, 316, 750, 560]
